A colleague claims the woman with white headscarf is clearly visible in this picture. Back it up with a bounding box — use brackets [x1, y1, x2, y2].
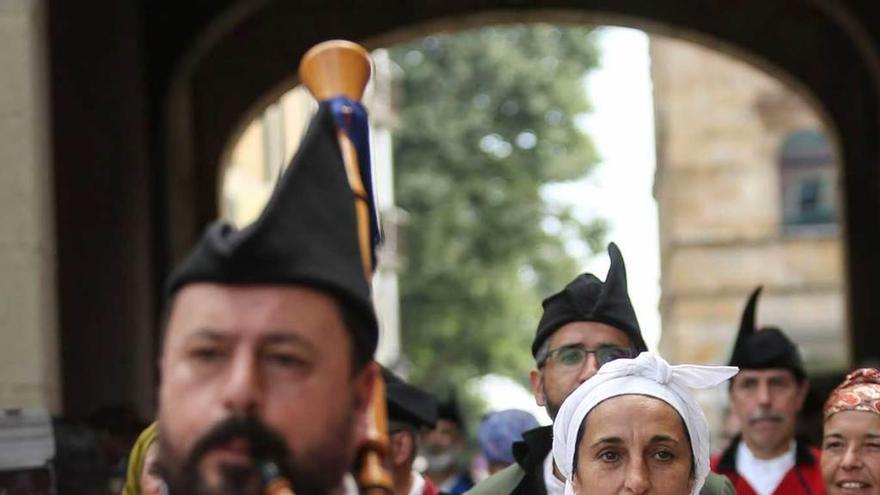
[552, 352, 738, 495]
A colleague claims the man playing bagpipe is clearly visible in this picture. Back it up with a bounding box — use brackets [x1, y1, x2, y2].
[153, 41, 390, 495]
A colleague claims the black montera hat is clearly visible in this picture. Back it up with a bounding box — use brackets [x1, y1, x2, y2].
[383, 368, 437, 428]
[166, 101, 378, 356]
[532, 242, 647, 357]
[728, 286, 805, 379]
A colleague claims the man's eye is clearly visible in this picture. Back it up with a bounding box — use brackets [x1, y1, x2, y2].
[598, 346, 632, 363]
[266, 352, 304, 368]
[190, 347, 225, 362]
[557, 349, 585, 366]
[769, 378, 792, 390]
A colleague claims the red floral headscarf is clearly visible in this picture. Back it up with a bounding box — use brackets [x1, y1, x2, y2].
[824, 368, 880, 421]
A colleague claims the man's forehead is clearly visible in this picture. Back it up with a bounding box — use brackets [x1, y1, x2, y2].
[735, 368, 798, 381]
[166, 282, 343, 339]
[549, 321, 632, 348]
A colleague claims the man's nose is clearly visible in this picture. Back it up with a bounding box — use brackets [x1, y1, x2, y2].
[577, 353, 601, 382]
[756, 381, 772, 406]
[221, 350, 263, 414]
[623, 458, 651, 494]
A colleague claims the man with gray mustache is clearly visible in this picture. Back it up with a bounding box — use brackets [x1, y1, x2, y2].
[711, 287, 825, 495]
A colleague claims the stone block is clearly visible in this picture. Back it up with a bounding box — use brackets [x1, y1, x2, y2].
[0, 247, 59, 410]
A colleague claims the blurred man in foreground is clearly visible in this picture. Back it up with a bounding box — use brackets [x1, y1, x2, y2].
[156, 100, 380, 495]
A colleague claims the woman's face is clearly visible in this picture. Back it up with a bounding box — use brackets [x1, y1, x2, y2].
[822, 410, 880, 495]
[573, 395, 694, 495]
[140, 441, 164, 495]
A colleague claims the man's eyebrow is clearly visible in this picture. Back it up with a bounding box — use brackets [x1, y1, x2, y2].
[262, 332, 317, 350]
[186, 329, 229, 342]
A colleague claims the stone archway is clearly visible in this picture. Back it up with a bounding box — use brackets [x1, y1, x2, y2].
[46, 0, 879, 417]
[159, 0, 879, 365]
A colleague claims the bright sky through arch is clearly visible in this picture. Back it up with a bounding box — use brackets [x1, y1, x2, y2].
[542, 26, 661, 350]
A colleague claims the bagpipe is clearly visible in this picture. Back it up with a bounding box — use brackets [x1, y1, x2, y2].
[262, 40, 392, 495]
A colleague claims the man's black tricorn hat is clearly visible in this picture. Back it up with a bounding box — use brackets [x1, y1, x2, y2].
[436, 393, 465, 429]
[383, 368, 437, 429]
[165, 102, 378, 356]
[532, 242, 647, 357]
[728, 286, 805, 379]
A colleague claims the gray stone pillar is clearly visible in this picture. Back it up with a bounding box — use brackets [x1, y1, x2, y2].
[0, 0, 59, 412]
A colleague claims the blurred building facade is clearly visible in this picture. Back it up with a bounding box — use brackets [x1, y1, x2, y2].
[651, 35, 849, 449]
[220, 49, 403, 365]
[652, 36, 847, 370]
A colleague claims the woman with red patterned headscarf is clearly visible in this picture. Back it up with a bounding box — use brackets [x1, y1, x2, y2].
[822, 368, 880, 495]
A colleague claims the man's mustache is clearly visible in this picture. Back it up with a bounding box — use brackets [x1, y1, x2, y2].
[184, 415, 291, 472]
[748, 410, 785, 424]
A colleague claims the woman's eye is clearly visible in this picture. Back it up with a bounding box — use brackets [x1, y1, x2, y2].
[598, 450, 620, 463]
[654, 449, 675, 461]
[823, 441, 843, 451]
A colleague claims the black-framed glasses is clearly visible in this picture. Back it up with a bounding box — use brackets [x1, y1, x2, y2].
[538, 344, 634, 370]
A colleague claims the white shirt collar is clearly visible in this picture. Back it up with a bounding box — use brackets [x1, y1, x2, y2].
[735, 440, 797, 495]
[408, 471, 426, 495]
[543, 451, 566, 495]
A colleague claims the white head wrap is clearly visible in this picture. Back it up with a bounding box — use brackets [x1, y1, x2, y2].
[552, 352, 738, 495]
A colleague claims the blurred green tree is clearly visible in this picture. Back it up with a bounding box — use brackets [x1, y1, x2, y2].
[389, 24, 607, 395]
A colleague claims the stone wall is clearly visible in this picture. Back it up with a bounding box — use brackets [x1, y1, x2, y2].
[651, 35, 847, 372]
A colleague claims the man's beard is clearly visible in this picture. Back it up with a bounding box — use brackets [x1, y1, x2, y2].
[421, 449, 457, 474]
[541, 375, 561, 420]
[158, 415, 352, 495]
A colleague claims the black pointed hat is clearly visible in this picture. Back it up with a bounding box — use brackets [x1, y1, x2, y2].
[532, 242, 647, 357]
[166, 101, 378, 356]
[383, 368, 437, 428]
[728, 286, 805, 379]
[436, 393, 465, 429]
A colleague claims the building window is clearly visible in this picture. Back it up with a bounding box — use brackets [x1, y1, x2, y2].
[779, 129, 837, 234]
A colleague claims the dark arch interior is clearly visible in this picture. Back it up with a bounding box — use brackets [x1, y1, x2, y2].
[47, 0, 880, 418]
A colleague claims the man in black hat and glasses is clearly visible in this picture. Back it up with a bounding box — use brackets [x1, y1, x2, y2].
[711, 287, 823, 495]
[466, 243, 734, 495]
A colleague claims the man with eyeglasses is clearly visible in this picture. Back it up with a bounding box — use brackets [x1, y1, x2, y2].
[466, 243, 734, 495]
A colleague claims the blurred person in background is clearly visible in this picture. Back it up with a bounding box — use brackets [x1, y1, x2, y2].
[711, 287, 823, 495]
[122, 422, 163, 495]
[421, 396, 474, 494]
[384, 368, 440, 495]
[821, 368, 880, 495]
[477, 409, 539, 475]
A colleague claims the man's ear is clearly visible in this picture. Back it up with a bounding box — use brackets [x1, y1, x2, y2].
[351, 361, 380, 444]
[529, 368, 546, 407]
